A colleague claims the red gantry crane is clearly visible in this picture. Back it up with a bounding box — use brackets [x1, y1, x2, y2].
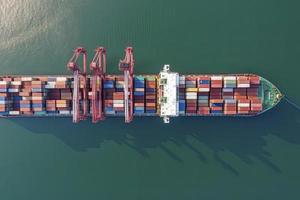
[90, 47, 106, 123]
[119, 47, 134, 123]
[67, 47, 88, 123]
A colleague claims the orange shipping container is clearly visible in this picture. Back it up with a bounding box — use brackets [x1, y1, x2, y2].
[146, 103, 155, 107]
[20, 108, 31, 112]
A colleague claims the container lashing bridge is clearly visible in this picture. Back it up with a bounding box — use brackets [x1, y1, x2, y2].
[119, 47, 134, 123]
[90, 47, 106, 123]
[67, 47, 88, 123]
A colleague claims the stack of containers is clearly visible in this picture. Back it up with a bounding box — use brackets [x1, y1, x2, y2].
[45, 77, 57, 89]
[238, 99, 250, 114]
[234, 88, 247, 99]
[47, 89, 60, 100]
[61, 89, 72, 100]
[0, 93, 9, 114]
[185, 77, 197, 114]
[10, 78, 22, 115]
[247, 88, 259, 99]
[115, 77, 124, 91]
[250, 99, 263, 112]
[9, 79, 21, 93]
[56, 77, 67, 89]
[20, 100, 31, 113]
[0, 80, 8, 92]
[0, 80, 10, 114]
[211, 76, 223, 88]
[114, 77, 124, 114]
[113, 92, 124, 113]
[210, 99, 223, 114]
[223, 76, 236, 100]
[46, 100, 56, 112]
[45, 77, 59, 114]
[210, 88, 222, 99]
[237, 76, 250, 88]
[103, 77, 115, 114]
[31, 80, 45, 114]
[249, 75, 260, 87]
[145, 76, 156, 114]
[134, 76, 145, 114]
[224, 99, 237, 114]
[178, 76, 186, 114]
[56, 100, 71, 114]
[197, 76, 210, 115]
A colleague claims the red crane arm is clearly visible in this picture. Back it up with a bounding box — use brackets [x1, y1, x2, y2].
[67, 47, 87, 123]
[90, 47, 106, 123]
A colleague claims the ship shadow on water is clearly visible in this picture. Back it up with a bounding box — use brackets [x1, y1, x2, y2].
[10, 100, 300, 176]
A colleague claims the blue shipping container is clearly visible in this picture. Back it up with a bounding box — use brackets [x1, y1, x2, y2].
[211, 103, 223, 107]
[134, 91, 144, 96]
[32, 104, 43, 108]
[211, 110, 223, 114]
[103, 84, 114, 89]
[199, 80, 210, 84]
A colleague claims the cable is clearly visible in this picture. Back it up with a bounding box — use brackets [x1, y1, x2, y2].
[284, 96, 300, 111]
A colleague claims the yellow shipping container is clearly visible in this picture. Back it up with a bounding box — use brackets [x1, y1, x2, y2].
[186, 88, 198, 92]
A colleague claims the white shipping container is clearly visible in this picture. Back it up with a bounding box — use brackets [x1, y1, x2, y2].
[223, 76, 236, 80]
[45, 85, 56, 89]
[113, 103, 124, 108]
[198, 88, 210, 92]
[211, 76, 222, 80]
[113, 100, 124, 104]
[135, 88, 145, 92]
[56, 77, 67, 81]
[21, 77, 33, 81]
[223, 88, 233, 92]
[225, 99, 236, 103]
[0, 81, 9, 85]
[9, 111, 20, 115]
[11, 81, 22, 85]
[186, 92, 197, 96]
[237, 84, 250, 88]
[238, 103, 250, 107]
[47, 81, 56, 85]
[8, 89, 19, 92]
[186, 96, 197, 100]
[59, 110, 71, 115]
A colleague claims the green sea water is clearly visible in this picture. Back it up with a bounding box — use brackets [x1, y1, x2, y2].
[1, 0, 300, 199]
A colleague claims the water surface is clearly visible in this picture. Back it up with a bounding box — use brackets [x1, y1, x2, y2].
[0, 0, 300, 199]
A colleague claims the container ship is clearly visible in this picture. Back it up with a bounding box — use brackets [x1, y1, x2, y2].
[0, 47, 283, 123]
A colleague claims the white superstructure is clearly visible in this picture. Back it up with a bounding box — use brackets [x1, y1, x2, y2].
[159, 65, 179, 123]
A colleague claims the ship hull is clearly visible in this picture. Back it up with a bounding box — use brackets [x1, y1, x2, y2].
[0, 73, 282, 121]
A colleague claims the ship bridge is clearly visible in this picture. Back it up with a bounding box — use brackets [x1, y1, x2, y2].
[158, 65, 179, 123]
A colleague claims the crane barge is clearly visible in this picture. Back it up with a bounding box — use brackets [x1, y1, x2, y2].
[0, 47, 283, 123]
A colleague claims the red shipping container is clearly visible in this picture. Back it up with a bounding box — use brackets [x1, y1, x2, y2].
[211, 107, 222, 111]
[198, 107, 210, 115]
[249, 76, 260, 85]
[224, 110, 237, 115]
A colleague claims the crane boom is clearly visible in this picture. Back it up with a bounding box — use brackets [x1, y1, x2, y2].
[90, 47, 106, 123]
[67, 47, 87, 123]
[119, 47, 134, 123]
